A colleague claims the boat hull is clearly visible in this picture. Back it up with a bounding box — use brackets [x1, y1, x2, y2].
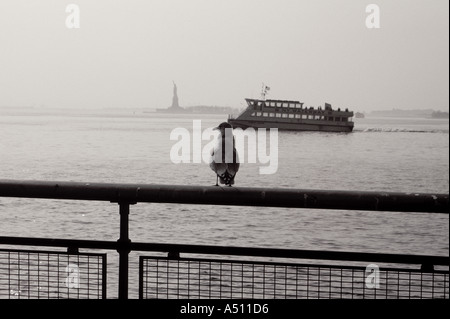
[228, 119, 354, 132]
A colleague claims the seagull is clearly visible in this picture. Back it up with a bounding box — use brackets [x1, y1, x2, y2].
[209, 122, 239, 186]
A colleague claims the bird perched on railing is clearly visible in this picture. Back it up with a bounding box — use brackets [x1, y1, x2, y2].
[209, 122, 239, 186]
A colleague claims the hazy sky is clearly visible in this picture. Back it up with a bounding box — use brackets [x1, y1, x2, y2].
[0, 0, 448, 112]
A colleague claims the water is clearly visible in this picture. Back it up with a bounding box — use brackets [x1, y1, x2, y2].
[0, 107, 449, 298]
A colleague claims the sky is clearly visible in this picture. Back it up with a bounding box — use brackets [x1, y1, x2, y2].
[0, 0, 448, 112]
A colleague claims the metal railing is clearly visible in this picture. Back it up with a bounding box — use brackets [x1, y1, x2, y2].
[0, 248, 106, 299]
[0, 179, 448, 299]
[139, 255, 448, 299]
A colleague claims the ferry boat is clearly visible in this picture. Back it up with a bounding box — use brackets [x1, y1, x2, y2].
[228, 86, 354, 132]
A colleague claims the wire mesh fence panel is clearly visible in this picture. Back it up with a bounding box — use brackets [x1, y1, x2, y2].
[0, 249, 106, 299]
[139, 256, 449, 299]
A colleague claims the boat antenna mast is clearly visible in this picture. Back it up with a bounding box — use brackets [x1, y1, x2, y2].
[260, 83, 270, 100]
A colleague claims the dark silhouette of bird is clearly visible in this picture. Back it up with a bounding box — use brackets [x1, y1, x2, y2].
[209, 122, 239, 186]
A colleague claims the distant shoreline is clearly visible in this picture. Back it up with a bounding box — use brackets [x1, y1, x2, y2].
[1, 105, 448, 119]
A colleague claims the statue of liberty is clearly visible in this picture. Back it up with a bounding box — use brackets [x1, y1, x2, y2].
[171, 81, 180, 108]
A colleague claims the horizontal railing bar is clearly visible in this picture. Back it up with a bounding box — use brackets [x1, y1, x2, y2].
[1, 236, 448, 266]
[0, 236, 118, 251]
[0, 179, 448, 213]
[131, 243, 450, 266]
[0, 247, 107, 257]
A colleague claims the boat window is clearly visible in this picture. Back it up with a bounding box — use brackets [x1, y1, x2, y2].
[256, 112, 262, 116]
[289, 114, 295, 118]
[251, 112, 256, 116]
[269, 113, 275, 117]
[335, 117, 341, 121]
[328, 116, 334, 121]
[263, 112, 268, 117]
[276, 113, 282, 118]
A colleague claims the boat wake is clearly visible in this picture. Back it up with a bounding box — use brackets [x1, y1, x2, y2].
[355, 127, 449, 134]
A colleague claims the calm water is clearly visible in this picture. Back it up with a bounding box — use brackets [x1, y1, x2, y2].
[0, 107, 449, 298]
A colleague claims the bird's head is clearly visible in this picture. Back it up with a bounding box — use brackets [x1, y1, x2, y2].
[213, 122, 233, 135]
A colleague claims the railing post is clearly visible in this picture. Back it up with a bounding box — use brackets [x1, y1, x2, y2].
[117, 201, 134, 299]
